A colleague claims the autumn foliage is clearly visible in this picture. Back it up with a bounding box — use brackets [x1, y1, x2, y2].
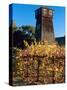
[12, 41, 65, 85]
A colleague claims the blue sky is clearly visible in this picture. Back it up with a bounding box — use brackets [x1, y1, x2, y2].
[10, 4, 65, 37]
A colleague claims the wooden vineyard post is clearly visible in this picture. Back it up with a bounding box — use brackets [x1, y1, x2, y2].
[52, 56, 55, 83]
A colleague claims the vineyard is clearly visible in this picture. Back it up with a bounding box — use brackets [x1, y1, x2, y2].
[12, 41, 65, 85]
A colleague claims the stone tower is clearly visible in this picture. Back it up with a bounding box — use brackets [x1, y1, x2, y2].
[35, 7, 55, 44]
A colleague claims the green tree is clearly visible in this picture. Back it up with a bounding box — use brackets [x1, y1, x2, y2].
[21, 25, 35, 34]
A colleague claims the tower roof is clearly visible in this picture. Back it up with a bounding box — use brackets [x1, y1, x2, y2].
[35, 6, 54, 12]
